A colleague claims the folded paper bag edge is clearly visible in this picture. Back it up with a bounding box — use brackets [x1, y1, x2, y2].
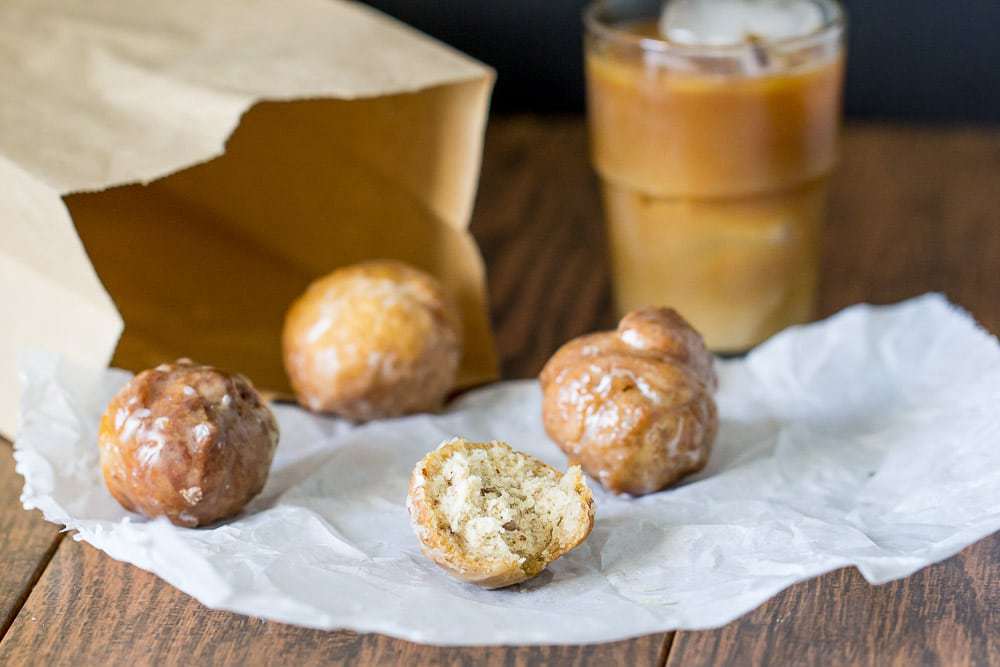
[0, 0, 495, 195]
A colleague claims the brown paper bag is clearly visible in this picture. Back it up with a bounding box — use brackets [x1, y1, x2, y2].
[0, 0, 498, 438]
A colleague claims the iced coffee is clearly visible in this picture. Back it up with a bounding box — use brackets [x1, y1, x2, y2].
[585, 0, 844, 351]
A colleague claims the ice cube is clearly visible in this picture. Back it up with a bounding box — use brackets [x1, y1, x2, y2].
[659, 0, 825, 46]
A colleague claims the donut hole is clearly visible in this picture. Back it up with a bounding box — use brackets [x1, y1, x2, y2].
[424, 439, 589, 577]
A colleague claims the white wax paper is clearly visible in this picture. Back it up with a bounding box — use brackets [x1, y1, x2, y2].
[14, 294, 1000, 645]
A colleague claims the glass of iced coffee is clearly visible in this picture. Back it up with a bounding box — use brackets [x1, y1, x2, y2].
[585, 0, 844, 351]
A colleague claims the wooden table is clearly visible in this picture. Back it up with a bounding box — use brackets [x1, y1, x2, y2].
[2, 118, 999, 665]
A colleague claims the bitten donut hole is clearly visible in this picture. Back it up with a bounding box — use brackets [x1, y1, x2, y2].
[424, 440, 589, 577]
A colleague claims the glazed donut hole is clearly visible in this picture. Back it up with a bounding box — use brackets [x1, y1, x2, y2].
[97, 359, 279, 527]
[282, 260, 463, 421]
[539, 307, 719, 496]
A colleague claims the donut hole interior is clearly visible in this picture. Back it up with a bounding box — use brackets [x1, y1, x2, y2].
[426, 440, 587, 576]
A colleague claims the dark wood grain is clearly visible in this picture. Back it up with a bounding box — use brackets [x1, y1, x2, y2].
[2, 117, 999, 665]
[818, 126, 1000, 332]
[666, 535, 1000, 667]
[0, 538, 667, 666]
[470, 115, 616, 378]
[0, 442, 62, 638]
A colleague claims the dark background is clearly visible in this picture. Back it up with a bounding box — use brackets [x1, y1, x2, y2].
[363, 0, 1000, 122]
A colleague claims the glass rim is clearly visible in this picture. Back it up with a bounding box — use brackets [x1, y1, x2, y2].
[583, 0, 845, 56]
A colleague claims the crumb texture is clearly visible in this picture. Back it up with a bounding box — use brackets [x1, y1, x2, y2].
[409, 438, 593, 587]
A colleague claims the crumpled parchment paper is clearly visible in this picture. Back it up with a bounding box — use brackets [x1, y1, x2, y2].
[14, 294, 1000, 645]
